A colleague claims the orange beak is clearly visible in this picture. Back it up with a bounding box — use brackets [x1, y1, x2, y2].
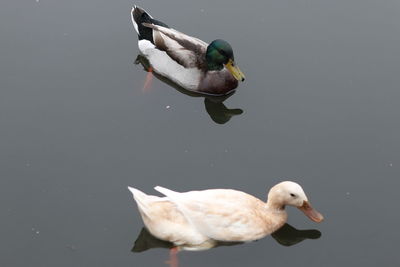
[298, 201, 324, 223]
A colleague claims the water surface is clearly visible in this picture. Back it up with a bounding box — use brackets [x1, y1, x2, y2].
[1, 0, 400, 266]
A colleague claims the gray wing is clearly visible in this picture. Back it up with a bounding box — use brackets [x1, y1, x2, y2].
[143, 23, 208, 68]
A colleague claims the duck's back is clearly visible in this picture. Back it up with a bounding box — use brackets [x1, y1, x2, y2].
[128, 187, 209, 246]
[155, 187, 284, 242]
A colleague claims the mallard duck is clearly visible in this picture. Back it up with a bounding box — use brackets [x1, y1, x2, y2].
[128, 181, 323, 251]
[131, 6, 245, 96]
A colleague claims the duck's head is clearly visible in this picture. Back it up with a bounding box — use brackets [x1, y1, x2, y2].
[267, 181, 324, 223]
[206, 39, 245, 82]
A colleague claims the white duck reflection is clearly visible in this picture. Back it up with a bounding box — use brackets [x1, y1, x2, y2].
[132, 223, 321, 252]
[131, 224, 321, 267]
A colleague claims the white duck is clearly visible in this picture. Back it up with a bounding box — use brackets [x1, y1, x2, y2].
[128, 181, 323, 250]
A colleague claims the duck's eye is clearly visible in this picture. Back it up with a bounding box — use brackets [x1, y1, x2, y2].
[290, 193, 296, 197]
[218, 49, 227, 57]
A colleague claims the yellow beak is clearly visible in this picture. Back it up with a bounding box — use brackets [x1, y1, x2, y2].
[225, 59, 245, 82]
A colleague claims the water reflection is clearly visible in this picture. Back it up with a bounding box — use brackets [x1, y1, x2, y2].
[135, 55, 243, 124]
[271, 223, 321, 246]
[132, 223, 321, 253]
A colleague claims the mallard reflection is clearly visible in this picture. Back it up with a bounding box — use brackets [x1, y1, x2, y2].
[135, 55, 243, 124]
[132, 223, 321, 253]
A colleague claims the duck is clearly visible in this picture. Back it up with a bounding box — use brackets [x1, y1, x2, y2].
[128, 181, 324, 251]
[131, 5, 245, 96]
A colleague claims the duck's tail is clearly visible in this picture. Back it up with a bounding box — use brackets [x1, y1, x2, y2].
[154, 186, 180, 199]
[128, 186, 147, 203]
[128, 186, 154, 216]
[131, 6, 152, 37]
[131, 5, 169, 43]
[128, 186, 168, 217]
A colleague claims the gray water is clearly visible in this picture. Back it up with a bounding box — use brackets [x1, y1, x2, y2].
[1, 0, 400, 266]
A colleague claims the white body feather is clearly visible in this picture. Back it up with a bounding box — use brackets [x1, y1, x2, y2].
[128, 186, 211, 249]
[138, 39, 202, 90]
[131, 6, 204, 90]
[154, 186, 284, 242]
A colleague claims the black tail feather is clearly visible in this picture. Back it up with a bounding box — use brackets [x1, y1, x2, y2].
[131, 6, 169, 43]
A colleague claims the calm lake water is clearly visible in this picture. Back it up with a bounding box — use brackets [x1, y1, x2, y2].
[1, 0, 400, 266]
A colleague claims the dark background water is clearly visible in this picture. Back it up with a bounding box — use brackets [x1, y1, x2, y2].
[1, 0, 399, 266]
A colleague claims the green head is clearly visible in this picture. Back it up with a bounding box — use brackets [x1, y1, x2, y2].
[206, 39, 245, 81]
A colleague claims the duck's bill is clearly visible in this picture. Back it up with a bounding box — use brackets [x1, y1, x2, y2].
[298, 201, 324, 223]
[225, 59, 245, 82]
